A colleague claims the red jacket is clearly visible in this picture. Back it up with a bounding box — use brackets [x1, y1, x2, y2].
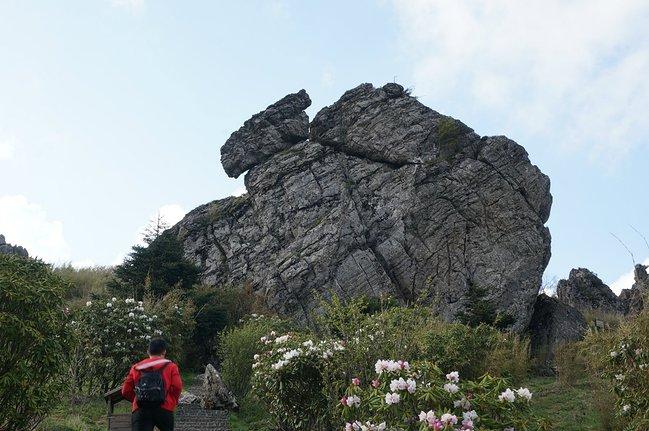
[121, 357, 183, 412]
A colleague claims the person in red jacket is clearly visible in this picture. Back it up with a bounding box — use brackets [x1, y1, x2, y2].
[122, 339, 183, 431]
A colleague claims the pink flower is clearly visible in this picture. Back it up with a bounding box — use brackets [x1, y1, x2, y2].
[371, 379, 380, 388]
[340, 396, 348, 406]
[351, 377, 361, 386]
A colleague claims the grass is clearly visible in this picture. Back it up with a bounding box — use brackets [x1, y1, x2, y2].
[37, 396, 130, 431]
[524, 376, 618, 431]
[39, 375, 616, 431]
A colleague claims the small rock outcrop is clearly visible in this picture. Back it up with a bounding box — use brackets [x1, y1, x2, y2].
[170, 83, 552, 332]
[0, 234, 28, 258]
[201, 364, 238, 411]
[556, 268, 620, 314]
[527, 294, 587, 374]
[619, 264, 648, 315]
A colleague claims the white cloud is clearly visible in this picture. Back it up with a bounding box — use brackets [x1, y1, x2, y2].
[611, 257, 649, 294]
[392, 0, 649, 164]
[0, 195, 71, 263]
[110, 0, 145, 13]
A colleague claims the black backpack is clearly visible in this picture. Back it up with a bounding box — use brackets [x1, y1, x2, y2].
[134, 362, 169, 408]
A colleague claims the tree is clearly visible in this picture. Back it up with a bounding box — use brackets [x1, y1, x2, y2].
[0, 255, 71, 431]
[109, 215, 200, 299]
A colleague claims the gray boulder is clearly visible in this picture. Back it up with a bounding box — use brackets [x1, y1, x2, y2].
[169, 83, 552, 332]
[527, 294, 587, 374]
[0, 234, 28, 258]
[556, 268, 621, 314]
[201, 364, 238, 411]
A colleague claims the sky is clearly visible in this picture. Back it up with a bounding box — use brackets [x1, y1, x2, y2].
[1, 0, 648, 293]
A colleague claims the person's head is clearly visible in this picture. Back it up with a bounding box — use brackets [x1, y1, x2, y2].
[148, 338, 167, 357]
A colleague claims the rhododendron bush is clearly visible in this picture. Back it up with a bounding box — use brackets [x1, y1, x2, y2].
[340, 360, 546, 431]
[67, 290, 194, 393]
[250, 325, 549, 431]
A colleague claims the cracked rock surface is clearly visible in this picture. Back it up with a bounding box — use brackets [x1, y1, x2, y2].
[170, 83, 552, 332]
[556, 268, 621, 314]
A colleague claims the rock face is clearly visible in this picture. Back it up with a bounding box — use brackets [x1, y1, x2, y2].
[0, 234, 28, 258]
[619, 264, 648, 315]
[527, 294, 587, 373]
[556, 268, 621, 314]
[201, 364, 238, 411]
[170, 83, 552, 332]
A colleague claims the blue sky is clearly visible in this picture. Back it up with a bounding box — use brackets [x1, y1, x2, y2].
[1, 0, 648, 293]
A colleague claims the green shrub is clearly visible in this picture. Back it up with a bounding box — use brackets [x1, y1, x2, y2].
[581, 301, 649, 430]
[219, 315, 290, 399]
[0, 255, 71, 431]
[250, 330, 547, 430]
[186, 283, 268, 369]
[238, 299, 537, 430]
[54, 264, 112, 303]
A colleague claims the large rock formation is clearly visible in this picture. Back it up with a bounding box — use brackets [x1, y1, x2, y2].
[170, 83, 552, 332]
[527, 294, 587, 374]
[619, 264, 648, 315]
[0, 234, 28, 258]
[556, 268, 621, 314]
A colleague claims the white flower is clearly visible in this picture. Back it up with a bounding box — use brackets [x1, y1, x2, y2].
[443, 383, 459, 394]
[446, 371, 460, 383]
[106, 302, 113, 308]
[128, 312, 135, 318]
[498, 388, 516, 402]
[272, 359, 289, 370]
[283, 349, 301, 360]
[389, 378, 407, 392]
[615, 373, 624, 381]
[440, 413, 457, 425]
[111, 297, 117, 302]
[274, 335, 290, 344]
[516, 387, 532, 401]
[302, 340, 314, 347]
[346, 395, 361, 407]
[419, 410, 436, 423]
[127, 329, 132, 333]
[622, 404, 631, 413]
[86, 301, 92, 307]
[384, 392, 400, 405]
[610, 350, 618, 358]
[406, 378, 416, 393]
[463, 410, 478, 421]
[138, 301, 143, 306]
[455, 397, 471, 410]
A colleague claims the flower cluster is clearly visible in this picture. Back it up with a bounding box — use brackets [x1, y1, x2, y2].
[338, 360, 537, 431]
[605, 338, 649, 419]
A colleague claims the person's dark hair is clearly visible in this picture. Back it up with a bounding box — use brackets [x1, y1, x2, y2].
[148, 338, 167, 355]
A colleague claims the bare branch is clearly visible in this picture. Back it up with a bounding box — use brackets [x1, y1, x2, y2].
[611, 232, 636, 265]
[630, 225, 649, 252]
